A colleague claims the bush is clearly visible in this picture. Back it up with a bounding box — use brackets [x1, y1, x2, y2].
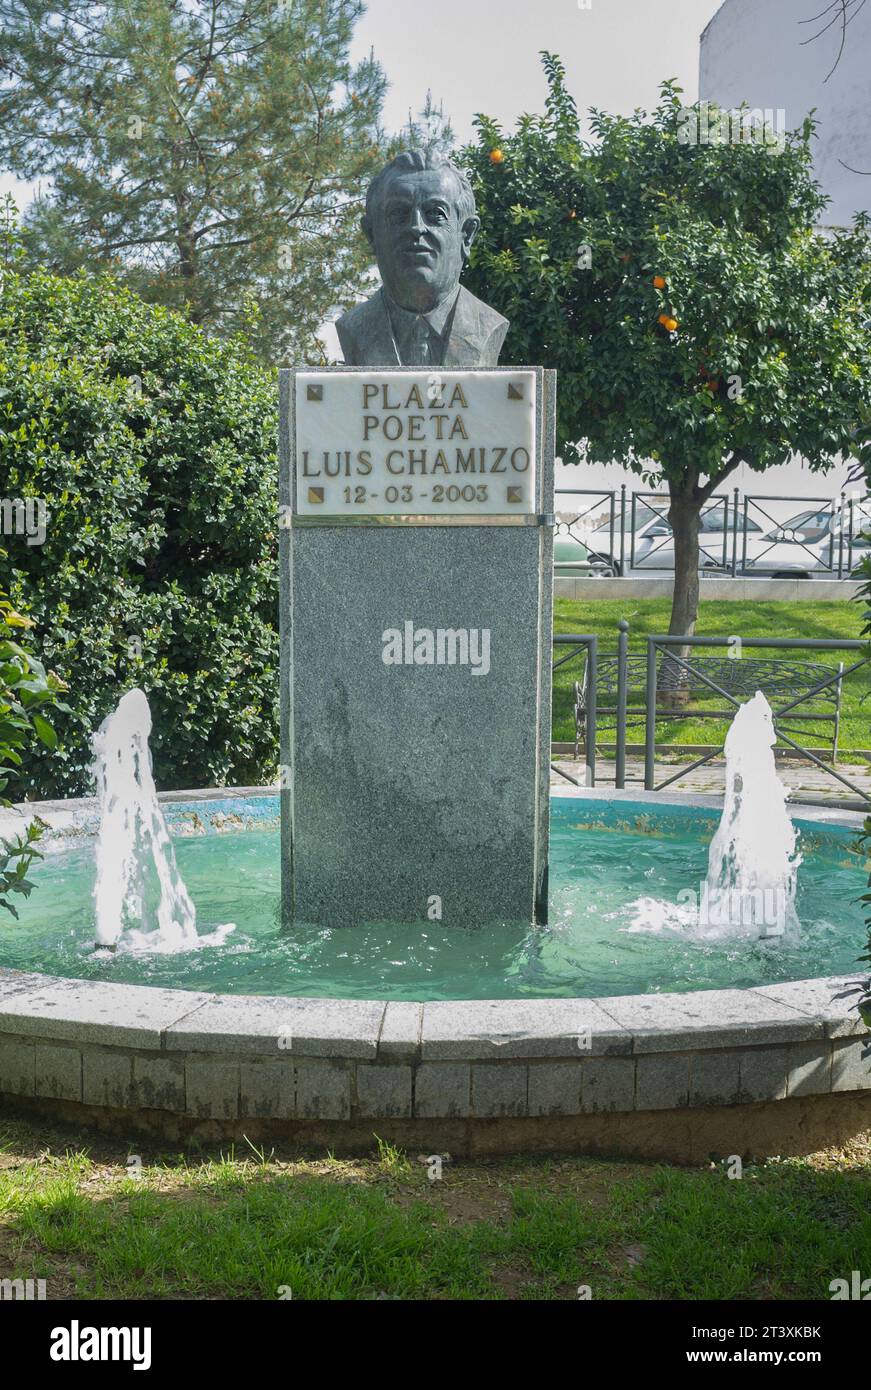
[0, 268, 279, 797]
[0, 591, 66, 916]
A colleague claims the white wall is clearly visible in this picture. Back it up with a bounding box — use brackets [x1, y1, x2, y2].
[554, 454, 856, 510]
[699, 0, 871, 230]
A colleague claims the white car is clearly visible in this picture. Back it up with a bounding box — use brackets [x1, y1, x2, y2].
[628, 503, 765, 573]
[567, 498, 870, 577]
[583, 501, 668, 576]
[740, 504, 871, 576]
[627, 505, 761, 569]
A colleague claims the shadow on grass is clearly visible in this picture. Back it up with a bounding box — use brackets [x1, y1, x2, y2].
[3, 1115, 871, 1300]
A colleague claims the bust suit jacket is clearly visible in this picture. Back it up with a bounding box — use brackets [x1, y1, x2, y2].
[336, 285, 509, 368]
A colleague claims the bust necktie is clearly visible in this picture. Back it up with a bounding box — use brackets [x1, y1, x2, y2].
[407, 315, 431, 366]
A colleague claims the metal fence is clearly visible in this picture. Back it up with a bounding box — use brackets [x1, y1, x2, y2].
[552, 634, 597, 789]
[554, 486, 871, 578]
[556, 626, 871, 808]
[641, 635, 870, 804]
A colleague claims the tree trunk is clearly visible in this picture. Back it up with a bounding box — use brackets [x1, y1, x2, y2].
[658, 483, 701, 708]
[175, 186, 201, 321]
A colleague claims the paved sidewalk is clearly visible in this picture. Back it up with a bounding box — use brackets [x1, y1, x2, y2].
[550, 754, 871, 805]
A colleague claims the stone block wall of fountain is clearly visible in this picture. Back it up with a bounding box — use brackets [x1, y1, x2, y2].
[1, 955, 869, 1161]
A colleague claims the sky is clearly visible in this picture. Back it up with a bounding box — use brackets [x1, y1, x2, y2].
[0, 0, 724, 207]
[351, 0, 725, 145]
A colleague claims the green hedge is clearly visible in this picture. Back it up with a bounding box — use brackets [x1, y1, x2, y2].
[0, 269, 279, 798]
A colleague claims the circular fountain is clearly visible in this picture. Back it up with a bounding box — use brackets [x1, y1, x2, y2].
[0, 690, 868, 1162]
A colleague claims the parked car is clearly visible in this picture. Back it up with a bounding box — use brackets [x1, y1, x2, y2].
[629, 504, 765, 572]
[557, 496, 871, 577]
[553, 536, 617, 578]
[741, 502, 871, 576]
[583, 502, 663, 576]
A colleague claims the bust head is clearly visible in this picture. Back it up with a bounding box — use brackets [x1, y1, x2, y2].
[362, 151, 480, 314]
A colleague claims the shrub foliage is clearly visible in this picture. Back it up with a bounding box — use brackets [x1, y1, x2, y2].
[0, 591, 66, 916]
[1, 268, 279, 797]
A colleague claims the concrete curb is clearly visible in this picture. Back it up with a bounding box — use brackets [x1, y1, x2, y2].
[554, 577, 862, 601]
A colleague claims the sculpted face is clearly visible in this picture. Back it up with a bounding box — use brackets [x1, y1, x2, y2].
[367, 167, 479, 314]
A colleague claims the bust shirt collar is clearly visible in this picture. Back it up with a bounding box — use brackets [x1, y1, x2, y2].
[382, 286, 460, 343]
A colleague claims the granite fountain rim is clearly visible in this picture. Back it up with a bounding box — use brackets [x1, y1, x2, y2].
[0, 781, 865, 834]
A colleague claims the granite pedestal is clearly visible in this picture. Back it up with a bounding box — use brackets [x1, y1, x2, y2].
[279, 366, 555, 929]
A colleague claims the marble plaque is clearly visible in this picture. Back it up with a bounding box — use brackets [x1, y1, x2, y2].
[294, 369, 537, 518]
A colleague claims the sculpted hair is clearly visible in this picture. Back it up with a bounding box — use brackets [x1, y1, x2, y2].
[363, 150, 478, 257]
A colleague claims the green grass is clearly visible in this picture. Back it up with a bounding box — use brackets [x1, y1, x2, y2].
[2, 1115, 871, 1300]
[553, 598, 871, 753]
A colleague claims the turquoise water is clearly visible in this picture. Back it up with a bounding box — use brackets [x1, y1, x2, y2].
[0, 797, 866, 1000]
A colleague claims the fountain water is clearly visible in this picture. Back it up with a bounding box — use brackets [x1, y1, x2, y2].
[0, 695, 861, 994]
[700, 689, 800, 939]
[91, 688, 232, 953]
[628, 690, 801, 940]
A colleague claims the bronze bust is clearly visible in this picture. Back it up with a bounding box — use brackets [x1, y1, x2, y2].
[336, 150, 509, 369]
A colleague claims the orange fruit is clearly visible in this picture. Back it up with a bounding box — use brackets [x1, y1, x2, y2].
[653, 275, 666, 289]
[489, 148, 505, 164]
[658, 313, 678, 332]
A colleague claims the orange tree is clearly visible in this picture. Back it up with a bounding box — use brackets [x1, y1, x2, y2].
[462, 54, 871, 646]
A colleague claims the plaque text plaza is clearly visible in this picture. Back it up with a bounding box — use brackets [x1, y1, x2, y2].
[294, 371, 537, 518]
